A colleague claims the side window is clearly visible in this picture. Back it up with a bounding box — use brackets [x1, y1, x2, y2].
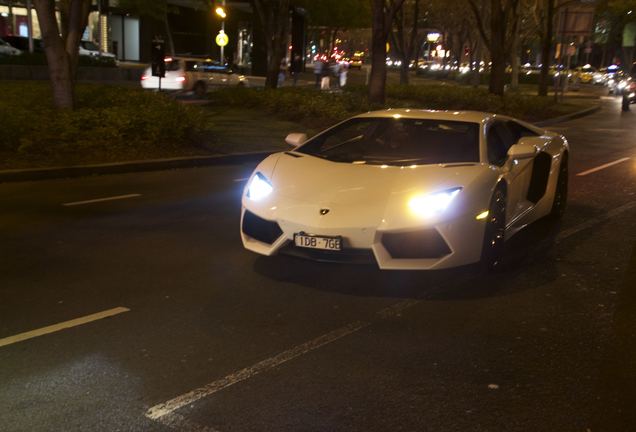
[487, 122, 516, 166]
[507, 121, 538, 143]
[166, 59, 182, 72]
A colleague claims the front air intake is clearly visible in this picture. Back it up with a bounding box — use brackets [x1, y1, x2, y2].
[242, 211, 283, 244]
[381, 229, 451, 259]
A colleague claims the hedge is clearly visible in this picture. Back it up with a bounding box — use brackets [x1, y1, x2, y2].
[0, 82, 209, 166]
[209, 84, 583, 128]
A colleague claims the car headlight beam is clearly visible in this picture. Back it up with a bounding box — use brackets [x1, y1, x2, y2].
[247, 172, 273, 201]
[409, 187, 462, 218]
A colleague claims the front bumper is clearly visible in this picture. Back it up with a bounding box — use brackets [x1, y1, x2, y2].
[240, 207, 486, 270]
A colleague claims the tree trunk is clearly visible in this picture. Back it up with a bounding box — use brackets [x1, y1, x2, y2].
[265, 37, 285, 89]
[369, 0, 406, 104]
[65, 0, 91, 80]
[33, 0, 74, 109]
[510, 1, 521, 91]
[369, 15, 388, 104]
[538, 0, 555, 97]
[400, 61, 409, 85]
[489, 0, 506, 96]
[254, 0, 290, 89]
[490, 53, 506, 95]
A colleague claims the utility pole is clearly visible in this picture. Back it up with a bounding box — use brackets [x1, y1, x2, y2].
[26, 0, 33, 53]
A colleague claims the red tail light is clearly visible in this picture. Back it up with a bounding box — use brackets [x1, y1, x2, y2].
[141, 75, 148, 80]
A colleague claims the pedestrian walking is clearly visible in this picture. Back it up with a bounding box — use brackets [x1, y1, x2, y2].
[339, 62, 348, 88]
[290, 54, 302, 86]
[278, 59, 287, 87]
[320, 62, 331, 90]
[314, 58, 324, 88]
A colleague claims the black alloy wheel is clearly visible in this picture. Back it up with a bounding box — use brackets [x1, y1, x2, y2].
[481, 185, 507, 271]
[550, 154, 569, 219]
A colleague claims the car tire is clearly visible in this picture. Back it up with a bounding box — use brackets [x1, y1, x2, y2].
[480, 184, 507, 272]
[622, 95, 630, 111]
[193, 81, 206, 98]
[550, 153, 568, 219]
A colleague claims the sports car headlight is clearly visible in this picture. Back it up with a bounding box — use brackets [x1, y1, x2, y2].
[409, 187, 462, 218]
[246, 172, 273, 201]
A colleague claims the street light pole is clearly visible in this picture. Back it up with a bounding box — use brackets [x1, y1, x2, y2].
[26, 0, 33, 53]
[218, 0, 226, 64]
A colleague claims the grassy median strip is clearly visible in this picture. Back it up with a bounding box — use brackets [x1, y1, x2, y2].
[0, 81, 596, 170]
[209, 84, 596, 128]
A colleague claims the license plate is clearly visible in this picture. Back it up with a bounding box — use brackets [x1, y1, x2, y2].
[294, 233, 342, 251]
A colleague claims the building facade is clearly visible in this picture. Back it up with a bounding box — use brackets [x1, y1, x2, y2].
[0, 1, 306, 75]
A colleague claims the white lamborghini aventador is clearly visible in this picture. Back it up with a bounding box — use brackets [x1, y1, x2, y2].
[240, 109, 569, 270]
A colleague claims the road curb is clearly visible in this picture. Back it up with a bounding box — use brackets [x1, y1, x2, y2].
[535, 103, 601, 127]
[0, 151, 274, 183]
[0, 103, 602, 183]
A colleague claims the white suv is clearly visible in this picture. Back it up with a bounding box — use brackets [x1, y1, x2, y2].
[141, 56, 248, 95]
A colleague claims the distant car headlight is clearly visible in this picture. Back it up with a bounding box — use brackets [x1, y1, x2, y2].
[408, 187, 462, 218]
[618, 80, 628, 90]
[246, 172, 273, 201]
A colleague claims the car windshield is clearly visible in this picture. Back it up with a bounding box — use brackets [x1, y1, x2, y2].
[297, 117, 480, 165]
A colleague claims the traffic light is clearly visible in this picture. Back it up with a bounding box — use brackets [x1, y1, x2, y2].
[151, 37, 165, 78]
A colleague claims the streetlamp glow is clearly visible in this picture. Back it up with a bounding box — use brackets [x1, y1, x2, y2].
[427, 32, 441, 43]
[215, 7, 226, 18]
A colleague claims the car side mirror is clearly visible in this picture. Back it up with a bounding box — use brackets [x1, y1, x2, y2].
[285, 133, 307, 147]
[508, 138, 538, 159]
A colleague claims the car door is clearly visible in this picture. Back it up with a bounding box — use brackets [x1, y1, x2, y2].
[486, 120, 535, 222]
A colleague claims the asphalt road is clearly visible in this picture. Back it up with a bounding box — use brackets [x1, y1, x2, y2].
[1, 96, 635, 432]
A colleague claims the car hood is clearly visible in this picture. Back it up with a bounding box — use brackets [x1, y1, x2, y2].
[266, 152, 494, 228]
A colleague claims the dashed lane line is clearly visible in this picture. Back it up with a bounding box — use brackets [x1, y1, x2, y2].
[145, 198, 636, 428]
[62, 194, 141, 206]
[576, 157, 631, 177]
[145, 299, 419, 421]
[0, 307, 130, 348]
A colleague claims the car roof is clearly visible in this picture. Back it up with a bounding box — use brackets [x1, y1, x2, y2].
[354, 109, 495, 124]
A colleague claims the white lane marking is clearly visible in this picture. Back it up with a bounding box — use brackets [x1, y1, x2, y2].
[0, 307, 130, 348]
[576, 157, 631, 177]
[233, 178, 248, 182]
[63, 194, 141, 207]
[145, 299, 419, 421]
[556, 200, 636, 242]
[146, 199, 636, 427]
[155, 413, 221, 432]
